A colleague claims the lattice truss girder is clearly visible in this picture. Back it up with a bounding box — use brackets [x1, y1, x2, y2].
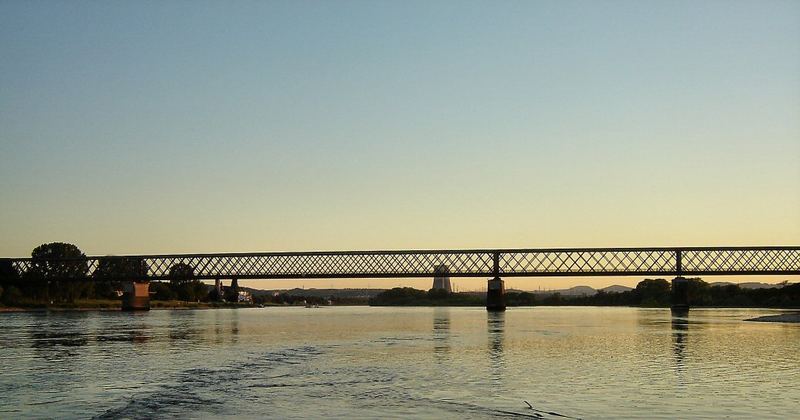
[139, 252, 496, 278]
[4, 248, 800, 280]
[684, 249, 800, 272]
[500, 250, 675, 273]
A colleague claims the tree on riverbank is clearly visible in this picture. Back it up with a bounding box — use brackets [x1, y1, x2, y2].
[370, 287, 484, 306]
[368, 279, 800, 308]
[634, 279, 671, 306]
[23, 242, 91, 303]
[167, 263, 207, 302]
[0, 259, 20, 283]
[0, 243, 221, 306]
[93, 256, 149, 299]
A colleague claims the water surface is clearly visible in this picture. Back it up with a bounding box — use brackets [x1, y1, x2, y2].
[1, 307, 798, 418]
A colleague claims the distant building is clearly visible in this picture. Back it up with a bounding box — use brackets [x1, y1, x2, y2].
[237, 290, 252, 303]
[432, 264, 452, 293]
[217, 278, 249, 303]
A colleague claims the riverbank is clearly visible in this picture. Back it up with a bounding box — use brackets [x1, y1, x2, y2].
[745, 312, 800, 323]
[0, 300, 259, 312]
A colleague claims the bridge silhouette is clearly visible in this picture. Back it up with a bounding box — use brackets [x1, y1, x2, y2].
[5, 246, 799, 310]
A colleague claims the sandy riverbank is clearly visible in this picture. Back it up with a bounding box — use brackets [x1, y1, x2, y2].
[745, 312, 800, 323]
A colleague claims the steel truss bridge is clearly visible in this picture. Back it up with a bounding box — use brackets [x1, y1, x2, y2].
[4, 246, 800, 281]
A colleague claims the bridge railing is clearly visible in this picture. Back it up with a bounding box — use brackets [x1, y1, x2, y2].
[2, 246, 799, 281]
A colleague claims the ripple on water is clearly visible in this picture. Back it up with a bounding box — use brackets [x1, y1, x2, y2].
[1, 307, 798, 419]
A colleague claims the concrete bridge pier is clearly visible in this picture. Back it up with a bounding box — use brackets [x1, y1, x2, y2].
[486, 253, 506, 311]
[670, 250, 689, 313]
[671, 277, 689, 313]
[486, 277, 506, 311]
[122, 281, 150, 311]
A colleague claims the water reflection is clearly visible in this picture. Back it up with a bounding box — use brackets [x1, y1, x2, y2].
[30, 330, 89, 348]
[168, 310, 201, 341]
[212, 309, 241, 344]
[4, 308, 800, 418]
[432, 308, 451, 358]
[230, 309, 240, 344]
[95, 327, 151, 344]
[92, 312, 153, 344]
[487, 311, 505, 387]
[671, 311, 689, 378]
[28, 316, 89, 361]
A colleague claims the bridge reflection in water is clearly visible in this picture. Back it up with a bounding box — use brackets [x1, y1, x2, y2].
[487, 311, 505, 389]
[432, 308, 451, 357]
[672, 310, 689, 383]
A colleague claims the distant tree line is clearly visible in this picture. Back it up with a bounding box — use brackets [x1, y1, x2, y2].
[250, 293, 369, 306]
[368, 287, 541, 307]
[370, 287, 484, 306]
[369, 279, 800, 308]
[547, 278, 800, 308]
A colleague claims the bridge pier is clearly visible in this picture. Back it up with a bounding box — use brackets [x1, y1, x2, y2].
[671, 277, 689, 313]
[486, 277, 506, 311]
[486, 252, 505, 311]
[122, 281, 150, 311]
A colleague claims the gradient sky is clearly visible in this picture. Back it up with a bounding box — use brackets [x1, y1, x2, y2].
[1, 1, 798, 290]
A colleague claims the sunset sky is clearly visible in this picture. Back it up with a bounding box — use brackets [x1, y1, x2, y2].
[1, 1, 798, 290]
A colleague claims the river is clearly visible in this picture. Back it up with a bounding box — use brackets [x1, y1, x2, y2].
[1, 307, 798, 419]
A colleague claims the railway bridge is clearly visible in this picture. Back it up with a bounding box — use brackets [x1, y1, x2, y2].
[4, 246, 799, 310]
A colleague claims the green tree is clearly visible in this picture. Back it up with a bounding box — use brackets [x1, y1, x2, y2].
[507, 291, 536, 306]
[635, 278, 671, 306]
[686, 278, 711, 306]
[541, 292, 563, 305]
[1, 285, 23, 305]
[0, 259, 20, 284]
[370, 287, 428, 305]
[93, 256, 149, 299]
[168, 263, 205, 301]
[26, 242, 90, 303]
[150, 281, 176, 301]
[0, 259, 19, 304]
[427, 288, 449, 300]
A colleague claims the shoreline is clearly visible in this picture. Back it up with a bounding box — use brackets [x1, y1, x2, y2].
[745, 312, 800, 323]
[0, 301, 370, 313]
[0, 306, 247, 313]
[3, 304, 800, 316]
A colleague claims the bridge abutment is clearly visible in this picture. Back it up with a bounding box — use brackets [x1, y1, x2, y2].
[122, 281, 150, 311]
[671, 277, 689, 312]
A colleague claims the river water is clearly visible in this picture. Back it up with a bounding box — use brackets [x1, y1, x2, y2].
[1, 307, 798, 419]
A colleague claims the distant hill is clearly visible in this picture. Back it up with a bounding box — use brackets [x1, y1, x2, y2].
[600, 285, 633, 293]
[563, 286, 597, 296]
[532, 285, 598, 296]
[243, 282, 787, 300]
[242, 287, 386, 298]
[709, 282, 780, 290]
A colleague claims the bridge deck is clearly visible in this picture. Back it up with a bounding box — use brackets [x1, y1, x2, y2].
[4, 246, 799, 281]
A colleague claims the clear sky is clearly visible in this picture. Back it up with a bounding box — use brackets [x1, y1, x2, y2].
[1, 1, 798, 290]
